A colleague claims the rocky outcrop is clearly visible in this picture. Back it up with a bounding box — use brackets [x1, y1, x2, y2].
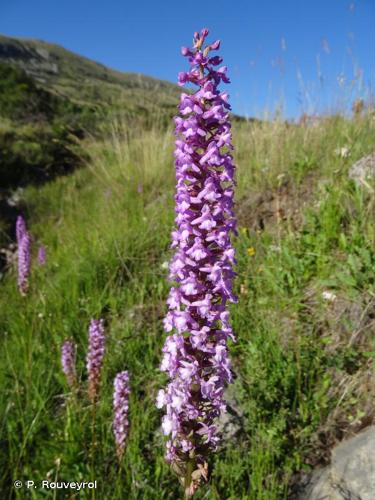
[349, 152, 375, 189]
[299, 426, 375, 499]
[0, 36, 59, 81]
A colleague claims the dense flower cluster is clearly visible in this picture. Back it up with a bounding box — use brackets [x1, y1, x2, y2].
[112, 371, 130, 460]
[61, 339, 77, 388]
[16, 215, 31, 295]
[86, 319, 106, 403]
[157, 28, 237, 493]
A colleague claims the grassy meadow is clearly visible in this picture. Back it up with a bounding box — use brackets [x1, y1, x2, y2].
[1, 112, 375, 499]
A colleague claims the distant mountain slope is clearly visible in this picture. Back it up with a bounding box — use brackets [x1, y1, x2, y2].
[0, 34, 187, 191]
[0, 34, 185, 253]
[0, 34, 180, 118]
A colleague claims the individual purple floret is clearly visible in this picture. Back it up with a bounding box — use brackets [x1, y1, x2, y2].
[37, 245, 46, 265]
[86, 319, 106, 403]
[113, 371, 130, 460]
[157, 28, 237, 495]
[16, 215, 31, 296]
[61, 339, 77, 388]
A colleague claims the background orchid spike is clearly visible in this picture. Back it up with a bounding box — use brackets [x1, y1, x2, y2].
[158, 28, 237, 496]
[16, 215, 31, 296]
[37, 245, 46, 265]
[61, 339, 77, 388]
[16, 215, 26, 243]
[86, 319, 106, 403]
[113, 371, 130, 461]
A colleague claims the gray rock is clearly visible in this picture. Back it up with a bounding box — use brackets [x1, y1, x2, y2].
[217, 402, 244, 441]
[349, 152, 375, 188]
[298, 426, 375, 499]
[301, 467, 340, 500]
[217, 383, 245, 442]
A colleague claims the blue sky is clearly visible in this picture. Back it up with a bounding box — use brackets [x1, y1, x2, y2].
[1, 0, 374, 118]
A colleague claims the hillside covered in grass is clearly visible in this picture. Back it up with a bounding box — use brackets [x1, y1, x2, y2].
[0, 61, 90, 188]
[0, 34, 181, 121]
[0, 34, 244, 197]
[0, 112, 374, 498]
[0, 34, 185, 266]
[0, 34, 183, 190]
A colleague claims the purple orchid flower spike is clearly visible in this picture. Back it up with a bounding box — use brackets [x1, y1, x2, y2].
[86, 319, 106, 403]
[16, 215, 31, 296]
[157, 28, 237, 497]
[61, 339, 77, 389]
[37, 245, 46, 265]
[113, 371, 130, 460]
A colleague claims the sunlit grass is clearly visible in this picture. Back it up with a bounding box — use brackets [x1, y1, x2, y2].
[1, 111, 374, 498]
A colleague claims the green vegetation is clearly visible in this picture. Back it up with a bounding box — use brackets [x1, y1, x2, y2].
[0, 112, 374, 498]
[0, 62, 93, 189]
